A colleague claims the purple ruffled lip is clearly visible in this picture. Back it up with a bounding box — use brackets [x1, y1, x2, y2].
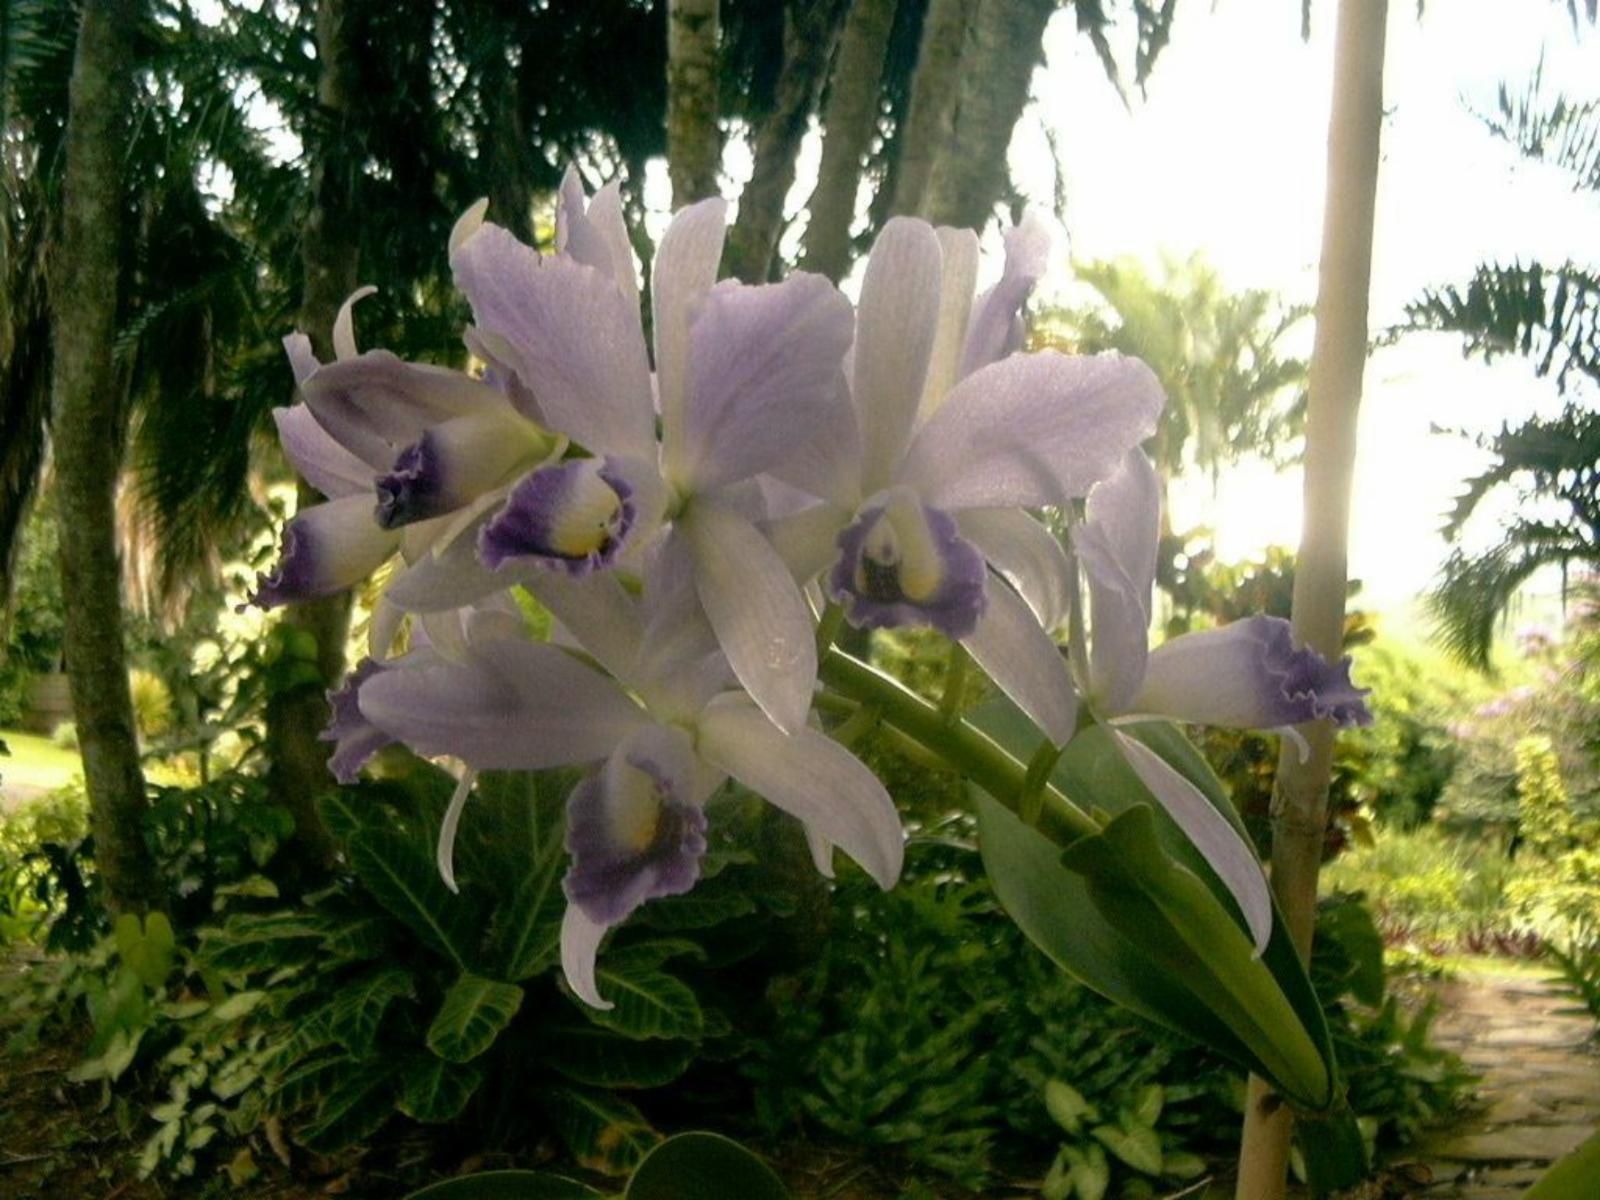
[562, 755, 708, 927]
[1263, 621, 1373, 728]
[320, 658, 394, 783]
[478, 459, 637, 575]
[374, 436, 446, 529]
[251, 520, 316, 609]
[827, 499, 989, 640]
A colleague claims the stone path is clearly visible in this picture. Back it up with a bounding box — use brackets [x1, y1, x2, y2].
[1401, 967, 1599, 1198]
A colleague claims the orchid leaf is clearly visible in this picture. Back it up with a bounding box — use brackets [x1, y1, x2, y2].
[625, 1132, 788, 1200]
[1524, 1129, 1600, 1198]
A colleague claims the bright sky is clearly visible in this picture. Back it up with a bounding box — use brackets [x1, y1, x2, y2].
[1012, 0, 1600, 618]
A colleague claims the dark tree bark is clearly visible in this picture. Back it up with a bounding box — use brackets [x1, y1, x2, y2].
[799, 0, 898, 283]
[920, 0, 1055, 230]
[725, 0, 850, 284]
[887, 0, 972, 218]
[264, 0, 360, 881]
[48, 0, 162, 915]
[667, 0, 722, 207]
[481, 46, 536, 245]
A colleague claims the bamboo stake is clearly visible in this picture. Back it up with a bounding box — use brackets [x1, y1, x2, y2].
[1234, 2, 1388, 1196]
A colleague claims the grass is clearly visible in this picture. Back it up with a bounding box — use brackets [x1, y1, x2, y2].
[0, 730, 83, 796]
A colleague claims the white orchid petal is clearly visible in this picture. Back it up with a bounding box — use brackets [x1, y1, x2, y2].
[437, 769, 476, 894]
[560, 904, 614, 1010]
[653, 198, 729, 457]
[962, 576, 1078, 745]
[917, 226, 980, 422]
[956, 508, 1073, 630]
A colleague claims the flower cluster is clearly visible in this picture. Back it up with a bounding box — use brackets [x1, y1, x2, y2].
[259, 169, 1370, 1007]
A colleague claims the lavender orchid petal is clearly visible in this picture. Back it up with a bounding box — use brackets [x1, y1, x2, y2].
[272, 405, 371, 499]
[828, 489, 988, 640]
[520, 570, 644, 685]
[322, 658, 398, 782]
[898, 352, 1165, 511]
[253, 495, 399, 608]
[765, 501, 854, 584]
[916, 227, 980, 422]
[959, 210, 1053, 378]
[1134, 616, 1374, 729]
[332, 285, 376, 361]
[560, 903, 612, 1009]
[697, 693, 905, 889]
[1085, 449, 1161, 608]
[479, 458, 640, 574]
[368, 597, 405, 661]
[1114, 731, 1274, 954]
[961, 575, 1078, 745]
[283, 333, 318, 386]
[681, 503, 817, 735]
[451, 222, 655, 459]
[853, 218, 944, 494]
[653, 197, 729, 457]
[672, 274, 854, 491]
[355, 638, 649, 770]
[555, 167, 614, 276]
[437, 769, 477, 894]
[1072, 519, 1150, 717]
[956, 508, 1073, 631]
[584, 182, 640, 309]
[765, 372, 863, 508]
[384, 514, 519, 613]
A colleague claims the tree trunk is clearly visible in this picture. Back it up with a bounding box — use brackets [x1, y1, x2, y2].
[667, 0, 721, 207]
[482, 46, 535, 245]
[919, 0, 1054, 230]
[725, 0, 850, 284]
[887, 0, 972, 218]
[264, 0, 361, 882]
[1233, 3, 1388, 1197]
[49, 0, 162, 916]
[799, 0, 897, 283]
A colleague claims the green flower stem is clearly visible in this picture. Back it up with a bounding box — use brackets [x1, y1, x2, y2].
[814, 602, 847, 657]
[938, 642, 970, 721]
[819, 649, 1098, 846]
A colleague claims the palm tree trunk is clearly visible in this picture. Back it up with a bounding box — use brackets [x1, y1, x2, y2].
[49, 0, 162, 916]
[264, 0, 360, 882]
[725, 0, 851, 284]
[919, 0, 1054, 230]
[667, 0, 722, 207]
[800, 0, 898, 283]
[887, 0, 972, 218]
[1234, 3, 1388, 1196]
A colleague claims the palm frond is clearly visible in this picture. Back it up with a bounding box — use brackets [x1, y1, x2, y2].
[1438, 405, 1600, 542]
[1482, 57, 1600, 193]
[1430, 529, 1593, 669]
[1403, 260, 1600, 393]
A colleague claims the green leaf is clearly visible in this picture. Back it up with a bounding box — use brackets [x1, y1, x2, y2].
[426, 973, 525, 1063]
[348, 829, 486, 970]
[323, 912, 398, 960]
[397, 1055, 483, 1124]
[1129, 1083, 1163, 1128]
[1044, 1079, 1095, 1134]
[485, 814, 566, 982]
[1318, 895, 1386, 1007]
[541, 1086, 660, 1177]
[297, 1060, 398, 1153]
[317, 790, 372, 845]
[115, 910, 176, 989]
[1525, 1129, 1600, 1199]
[403, 1171, 601, 1200]
[1091, 1122, 1163, 1175]
[580, 951, 703, 1041]
[540, 1024, 696, 1089]
[1066, 1143, 1110, 1200]
[328, 966, 415, 1058]
[625, 1132, 787, 1199]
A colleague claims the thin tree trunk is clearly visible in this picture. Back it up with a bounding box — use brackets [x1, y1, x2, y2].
[265, 0, 360, 881]
[667, 0, 721, 207]
[725, 0, 850, 284]
[800, 0, 897, 283]
[919, 0, 1054, 230]
[887, 0, 972, 218]
[1234, 3, 1388, 1196]
[49, 0, 161, 916]
[482, 46, 535, 245]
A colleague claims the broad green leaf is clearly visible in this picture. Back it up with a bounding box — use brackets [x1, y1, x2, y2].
[1044, 1079, 1095, 1134]
[485, 806, 567, 982]
[323, 912, 398, 961]
[210, 990, 268, 1022]
[297, 1059, 398, 1152]
[625, 1132, 787, 1199]
[581, 957, 703, 1042]
[398, 1055, 483, 1123]
[327, 966, 415, 1058]
[1066, 1143, 1110, 1200]
[115, 911, 176, 989]
[541, 1086, 660, 1177]
[1130, 1083, 1163, 1128]
[403, 1171, 601, 1200]
[1318, 895, 1386, 1007]
[540, 1023, 696, 1089]
[427, 973, 525, 1063]
[1091, 1122, 1163, 1175]
[348, 829, 486, 970]
[318, 791, 372, 844]
[1524, 1129, 1600, 1199]
[639, 883, 757, 930]
[201, 911, 327, 973]
[267, 1051, 352, 1116]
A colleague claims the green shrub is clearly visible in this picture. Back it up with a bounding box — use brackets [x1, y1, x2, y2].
[129, 670, 174, 741]
[50, 721, 78, 750]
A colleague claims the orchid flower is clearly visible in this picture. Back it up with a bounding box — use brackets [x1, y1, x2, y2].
[349, 560, 904, 1009]
[442, 174, 855, 734]
[767, 214, 1164, 744]
[1068, 448, 1373, 950]
[254, 289, 559, 619]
